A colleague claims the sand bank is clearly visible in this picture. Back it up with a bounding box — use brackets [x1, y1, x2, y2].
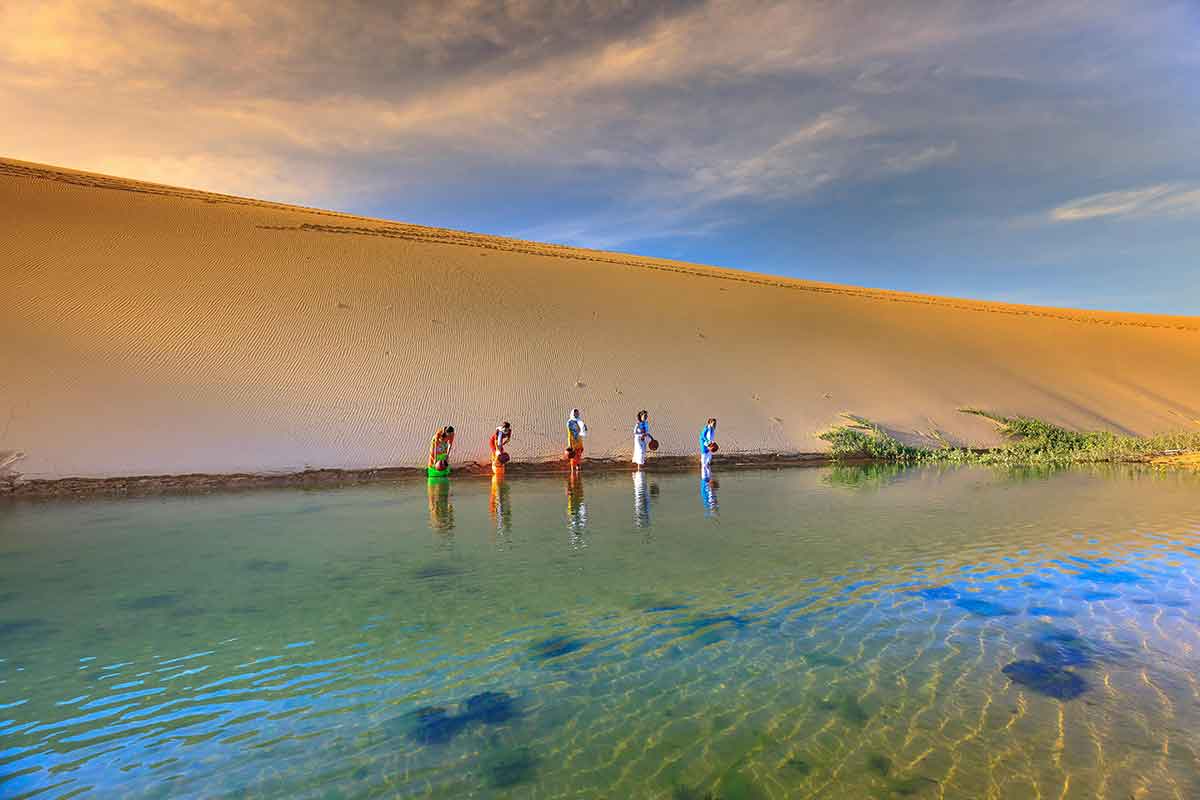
[2, 157, 1198, 482]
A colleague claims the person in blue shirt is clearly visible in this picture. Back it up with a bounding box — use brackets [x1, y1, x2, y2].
[699, 418, 717, 481]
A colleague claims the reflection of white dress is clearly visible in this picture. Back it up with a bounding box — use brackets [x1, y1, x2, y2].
[633, 471, 651, 527]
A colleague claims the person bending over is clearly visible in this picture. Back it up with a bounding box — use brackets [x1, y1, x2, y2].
[428, 425, 455, 471]
[490, 421, 512, 471]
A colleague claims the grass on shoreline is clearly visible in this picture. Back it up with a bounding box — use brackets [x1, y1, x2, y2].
[819, 410, 1200, 467]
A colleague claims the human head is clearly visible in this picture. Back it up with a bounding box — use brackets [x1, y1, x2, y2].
[571, 408, 580, 418]
[637, 410, 648, 422]
[445, 425, 455, 436]
[707, 418, 717, 427]
[502, 421, 511, 431]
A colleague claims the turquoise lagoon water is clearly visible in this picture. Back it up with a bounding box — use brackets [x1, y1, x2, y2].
[2, 465, 1200, 798]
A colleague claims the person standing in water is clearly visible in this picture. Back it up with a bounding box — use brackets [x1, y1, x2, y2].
[428, 425, 455, 472]
[489, 421, 512, 472]
[632, 410, 654, 470]
[566, 409, 588, 471]
[699, 418, 717, 481]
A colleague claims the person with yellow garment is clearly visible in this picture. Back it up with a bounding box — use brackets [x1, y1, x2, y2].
[489, 421, 512, 473]
[428, 425, 455, 476]
[565, 409, 587, 471]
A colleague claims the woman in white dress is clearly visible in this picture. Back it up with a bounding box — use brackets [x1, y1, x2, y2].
[632, 410, 653, 470]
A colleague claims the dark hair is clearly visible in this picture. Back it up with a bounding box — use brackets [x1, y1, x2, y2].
[502, 421, 510, 429]
[707, 418, 717, 426]
[637, 410, 648, 421]
[445, 425, 455, 434]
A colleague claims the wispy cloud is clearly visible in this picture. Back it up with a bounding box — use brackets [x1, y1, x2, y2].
[1049, 184, 1200, 222]
[883, 142, 958, 174]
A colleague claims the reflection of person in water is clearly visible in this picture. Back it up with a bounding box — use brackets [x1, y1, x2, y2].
[427, 477, 454, 532]
[700, 477, 719, 518]
[489, 473, 512, 536]
[633, 470, 651, 528]
[566, 470, 587, 545]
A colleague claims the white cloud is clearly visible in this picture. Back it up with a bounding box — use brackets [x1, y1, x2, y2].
[883, 142, 958, 174]
[1049, 184, 1200, 222]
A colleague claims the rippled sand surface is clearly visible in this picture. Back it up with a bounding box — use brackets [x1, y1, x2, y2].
[2, 465, 1200, 798]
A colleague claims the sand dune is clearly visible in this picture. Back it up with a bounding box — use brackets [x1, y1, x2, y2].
[2, 157, 1198, 480]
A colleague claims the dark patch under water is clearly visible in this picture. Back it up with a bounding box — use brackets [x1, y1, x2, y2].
[244, 559, 290, 573]
[1075, 569, 1141, 585]
[1002, 660, 1089, 700]
[1027, 606, 1075, 618]
[0, 591, 19, 604]
[462, 691, 518, 724]
[784, 756, 812, 775]
[954, 597, 1017, 617]
[412, 562, 464, 580]
[719, 770, 767, 800]
[530, 634, 587, 660]
[909, 586, 958, 601]
[1080, 590, 1120, 601]
[801, 651, 849, 668]
[672, 784, 718, 800]
[631, 593, 689, 612]
[120, 593, 182, 610]
[0, 618, 53, 640]
[887, 775, 940, 796]
[866, 752, 892, 776]
[820, 692, 870, 726]
[408, 707, 465, 745]
[407, 691, 520, 745]
[1032, 629, 1095, 667]
[1132, 595, 1189, 608]
[484, 746, 539, 788]
[229, 605, 263, 615]
[677, 613, 751, 634]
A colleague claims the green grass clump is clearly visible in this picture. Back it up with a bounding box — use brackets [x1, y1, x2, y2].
[821, 410, 1200, 467]
[818, 416, 925, 461]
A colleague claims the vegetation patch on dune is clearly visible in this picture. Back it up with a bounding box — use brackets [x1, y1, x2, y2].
[820, 410, 1200, 466]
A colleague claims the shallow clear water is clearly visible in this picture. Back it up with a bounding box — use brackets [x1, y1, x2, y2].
[2, 465, 1200, 799]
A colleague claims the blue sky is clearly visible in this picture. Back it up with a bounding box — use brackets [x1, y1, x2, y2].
[2, 0, 1198, 313]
